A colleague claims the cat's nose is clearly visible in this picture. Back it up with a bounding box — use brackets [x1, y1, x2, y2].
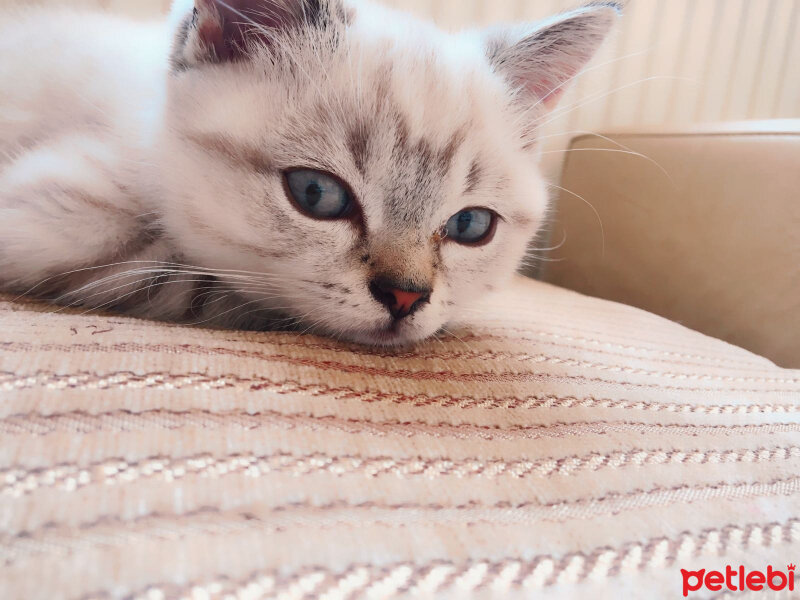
[369, 278, 431, 321]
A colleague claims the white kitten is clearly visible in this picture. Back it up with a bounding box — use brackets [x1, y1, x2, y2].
[0, 0, 617, 346]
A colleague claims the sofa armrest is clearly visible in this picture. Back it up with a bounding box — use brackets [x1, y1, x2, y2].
[542, 119, 800, 368]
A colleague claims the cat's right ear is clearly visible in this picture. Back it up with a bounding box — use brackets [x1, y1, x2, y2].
[170, 0, 345, 70]
[482, 3, 619, 132]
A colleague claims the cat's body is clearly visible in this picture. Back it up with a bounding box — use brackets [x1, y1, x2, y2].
[0, 9, 186, 316]
[0, 0, 616, 345]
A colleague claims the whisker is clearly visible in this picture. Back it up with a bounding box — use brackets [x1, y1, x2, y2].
[547, 183, 605, 257]
[543, 130, 674, 185]
[540, 147, 672, 175]
[520, 256, 565, 264]
[18, 258, 303, 303]
[529, 228, 568, 253]
[533, 75, 696, 130]
[439, 326, 477, 353]
[188, 297, 274, 327]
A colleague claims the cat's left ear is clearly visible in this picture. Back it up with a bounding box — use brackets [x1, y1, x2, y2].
[484, 3, 619, 115]
[171, 0, 345, 69]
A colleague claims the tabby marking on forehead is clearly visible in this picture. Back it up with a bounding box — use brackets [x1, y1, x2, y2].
[347, 120, 370, 176]
[390, 116, 467, 176]
[465, 159, 483, 194]
[440, 127, 468, 173]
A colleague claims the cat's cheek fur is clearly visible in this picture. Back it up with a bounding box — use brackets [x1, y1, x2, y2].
[442, 224, 536, 315]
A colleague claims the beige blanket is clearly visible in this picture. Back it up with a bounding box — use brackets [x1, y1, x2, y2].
[2, 277, 799, 599]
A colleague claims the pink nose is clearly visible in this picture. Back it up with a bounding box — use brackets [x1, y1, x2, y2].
[389, 289, 424, 317]
[369, 280, 431, 320]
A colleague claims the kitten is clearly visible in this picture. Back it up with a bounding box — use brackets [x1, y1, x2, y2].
[0, 0, 617, 346]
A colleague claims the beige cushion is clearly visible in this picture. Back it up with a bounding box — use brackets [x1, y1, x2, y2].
[1, 277, 799, 599]
[542, 120, 800, 369]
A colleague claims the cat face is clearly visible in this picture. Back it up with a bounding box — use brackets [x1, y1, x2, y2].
[157, 0, 616, 345]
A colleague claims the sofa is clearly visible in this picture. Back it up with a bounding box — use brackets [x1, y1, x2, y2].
[542, 119, 800, 370]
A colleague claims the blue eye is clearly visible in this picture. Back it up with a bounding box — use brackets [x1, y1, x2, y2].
[285, 169, 353, 219]
[444, 208, 497, 245]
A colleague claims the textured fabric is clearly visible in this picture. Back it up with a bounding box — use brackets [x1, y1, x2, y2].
[1, 276, 799, 599]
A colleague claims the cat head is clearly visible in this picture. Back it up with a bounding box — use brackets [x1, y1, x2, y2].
[158, 0, 617, 345]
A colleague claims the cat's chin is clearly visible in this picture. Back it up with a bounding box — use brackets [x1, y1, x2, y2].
[334, 323, 437, 348]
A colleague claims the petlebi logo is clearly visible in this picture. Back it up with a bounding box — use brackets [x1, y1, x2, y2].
[681, 564, 795, 596]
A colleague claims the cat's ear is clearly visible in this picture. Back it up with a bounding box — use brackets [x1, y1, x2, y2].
[484, 3, 619, 115]
[171, 0, 343, 68]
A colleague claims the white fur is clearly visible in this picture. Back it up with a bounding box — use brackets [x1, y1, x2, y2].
[0, 0, 616, 345]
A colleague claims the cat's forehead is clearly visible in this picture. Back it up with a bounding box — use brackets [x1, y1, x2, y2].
[354, 90, 479, 225]
[355, 108, 468, 225]
[270, 40, 512, 226]
[179, 19, 522, 228]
